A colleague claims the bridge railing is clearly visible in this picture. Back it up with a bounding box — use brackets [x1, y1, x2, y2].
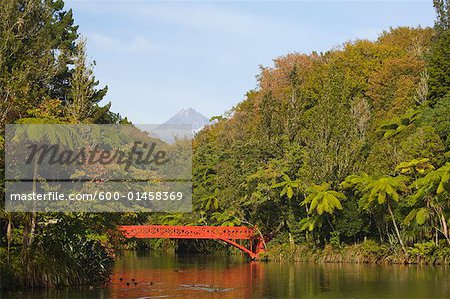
[119, 225, 256, 240]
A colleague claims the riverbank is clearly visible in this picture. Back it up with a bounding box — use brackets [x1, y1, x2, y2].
[264, 241, 450, 265]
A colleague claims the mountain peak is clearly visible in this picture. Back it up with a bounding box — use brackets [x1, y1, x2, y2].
[163, 108, 210, 131]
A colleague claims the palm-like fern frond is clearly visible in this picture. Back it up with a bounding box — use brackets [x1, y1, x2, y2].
[302, 182, 345, 215]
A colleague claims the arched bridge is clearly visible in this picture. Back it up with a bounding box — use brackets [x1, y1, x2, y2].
[119, 225, 265, 259]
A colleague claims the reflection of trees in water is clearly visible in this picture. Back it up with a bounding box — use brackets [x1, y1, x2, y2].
[106, 253, 450, 299]
[108, 254, 265, 299]
[257, 262, 450, 298]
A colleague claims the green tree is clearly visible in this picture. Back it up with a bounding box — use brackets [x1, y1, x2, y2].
[377, 109, 418, 139]
[433, 0, 450, 30]
[200, 188, 220, 211]
[427, 30, 450, 103]
[0, 0, 78, 130]
[272, 173, 301, 199]
[396, 158, 435, 176]
[421, 95, 450, 150]
[342, 174, 409, 252]
[66, 37, 108, 123]
[300, 182, 345, 244]
[409, 163, 450, 243]
[11, 118, 78, 253]
[302, 182, 345, 216]
[428, 1, 450, 103]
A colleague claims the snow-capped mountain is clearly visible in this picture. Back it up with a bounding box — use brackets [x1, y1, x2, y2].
[162, 108, 211, 132]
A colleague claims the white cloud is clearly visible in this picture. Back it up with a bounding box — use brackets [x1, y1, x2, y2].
[87, 33, 154, 54]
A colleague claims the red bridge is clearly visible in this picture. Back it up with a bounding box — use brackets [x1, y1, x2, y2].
[119, 225, 265, 259]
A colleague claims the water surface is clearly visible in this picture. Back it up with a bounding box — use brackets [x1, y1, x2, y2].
[4, 252, 450, 298]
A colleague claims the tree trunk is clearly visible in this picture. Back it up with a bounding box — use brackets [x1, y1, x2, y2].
[29, 156, 38, 246]
[387, 203, 406, 253]
[7, 219, 11, 263]
[441, 211, 450, 245]
[29, 212, 36, 246]
[21, 216, 30, 265]
[376, 219, 384, 243]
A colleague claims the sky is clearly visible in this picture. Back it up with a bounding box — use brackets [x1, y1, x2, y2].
[66, 0, 436, 124]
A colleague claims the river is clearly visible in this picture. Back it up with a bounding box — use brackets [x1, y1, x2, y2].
[4, 251, 450, 298]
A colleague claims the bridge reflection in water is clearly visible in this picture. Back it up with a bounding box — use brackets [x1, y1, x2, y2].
[109, 254, 265, 299]
[107, 253, 450, 299]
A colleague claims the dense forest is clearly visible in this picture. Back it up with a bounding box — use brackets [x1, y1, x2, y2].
[0, 0, 132, 289]
[1, 0, 450, 291]
[155, 1, 450, 261]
